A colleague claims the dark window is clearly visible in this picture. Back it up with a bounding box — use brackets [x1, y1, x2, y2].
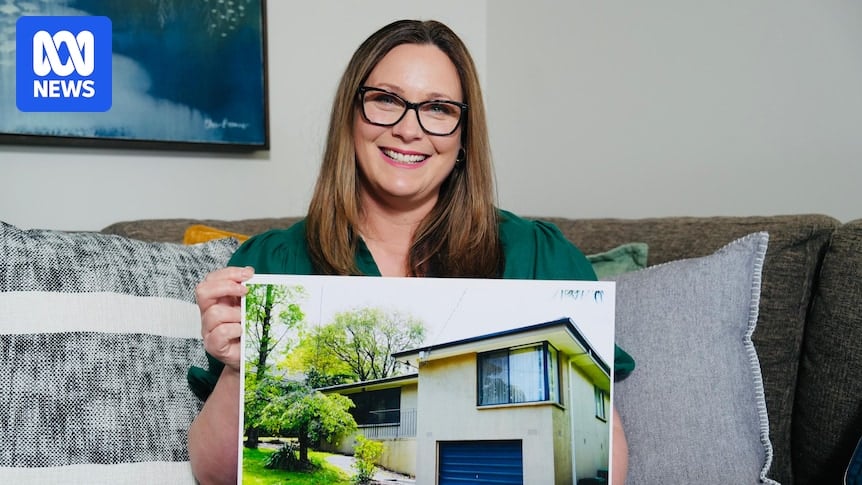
[594, 386, 607, 421]
[477, 342, 560, 406]
[348, 388, 401, 425]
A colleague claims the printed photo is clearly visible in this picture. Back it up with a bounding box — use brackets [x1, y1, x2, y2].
[239, 274, 617, 484]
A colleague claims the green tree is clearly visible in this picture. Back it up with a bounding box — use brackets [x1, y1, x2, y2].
[243, 283, 307, 447]
[288, 307, 426, 384]
[284, 327, 355, 388]
[259, 383, 357, 464]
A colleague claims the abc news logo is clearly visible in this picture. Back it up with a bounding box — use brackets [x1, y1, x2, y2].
[16, 16, 112, 112]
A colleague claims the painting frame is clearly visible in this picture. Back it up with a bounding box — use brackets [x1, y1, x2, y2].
[0, 0, 269, 152]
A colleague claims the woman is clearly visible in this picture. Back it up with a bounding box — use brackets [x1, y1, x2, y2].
[188, 19, 633, 484]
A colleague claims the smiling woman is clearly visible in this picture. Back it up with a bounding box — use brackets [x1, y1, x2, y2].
[187, 19, 634, 485]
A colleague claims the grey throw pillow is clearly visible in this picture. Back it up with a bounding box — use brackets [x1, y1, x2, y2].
[613, 232, 776, 484]
[0, 222, 238, 484]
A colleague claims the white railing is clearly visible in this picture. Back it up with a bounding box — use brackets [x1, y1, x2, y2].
[358, 408, 416, 439]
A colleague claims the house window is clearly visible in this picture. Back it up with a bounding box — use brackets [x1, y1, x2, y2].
[348, 388, 401, 425]
[477, 342, 560, 406]
[594, 386, 607, 421]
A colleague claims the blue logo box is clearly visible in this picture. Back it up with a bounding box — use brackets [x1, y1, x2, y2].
[16, 16, 112, 112]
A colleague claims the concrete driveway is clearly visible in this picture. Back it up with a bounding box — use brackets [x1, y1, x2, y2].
[325, 453, 415, 485]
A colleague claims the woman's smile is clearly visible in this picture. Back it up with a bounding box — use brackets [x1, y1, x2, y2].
[380, 147, 430, 166]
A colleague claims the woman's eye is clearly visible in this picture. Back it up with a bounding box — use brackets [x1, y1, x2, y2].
[372, 93, 400, 105]
[427, 102, 456, 116]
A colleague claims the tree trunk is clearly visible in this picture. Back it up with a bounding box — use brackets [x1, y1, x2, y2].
[244, 426, 259, 448]
[299, 423, 309, 463]
[247, 286, 273, 452]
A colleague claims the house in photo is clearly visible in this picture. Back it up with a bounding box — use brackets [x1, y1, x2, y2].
[322, 317, 613, 485]
[318, 373, 419, 476]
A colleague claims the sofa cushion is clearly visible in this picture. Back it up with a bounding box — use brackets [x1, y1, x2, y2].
[548, 214, 838, 484]
[613, 232, 775, 484]
[0, 221, 238, 484]
[183, 224, 250, 245]
[587, 241, 648, 279]
[793, 219, 862, 484]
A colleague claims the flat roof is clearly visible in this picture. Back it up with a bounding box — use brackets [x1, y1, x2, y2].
[316, 372, 419, 394]
[393, 317, 610, 377]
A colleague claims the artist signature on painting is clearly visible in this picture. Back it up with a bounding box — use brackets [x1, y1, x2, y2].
[204, 117, 249, 130]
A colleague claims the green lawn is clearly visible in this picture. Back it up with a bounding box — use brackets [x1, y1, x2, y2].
[241, 447, 352, 485]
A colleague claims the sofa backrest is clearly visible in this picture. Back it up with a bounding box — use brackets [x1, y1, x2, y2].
[101, 217, 303, 244]
[793, 218, 862, 484]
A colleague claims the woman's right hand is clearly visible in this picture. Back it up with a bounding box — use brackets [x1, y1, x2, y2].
[194, 266, 254, 371]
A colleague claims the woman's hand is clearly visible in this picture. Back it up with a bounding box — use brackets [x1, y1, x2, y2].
[195, 266, 254, 371]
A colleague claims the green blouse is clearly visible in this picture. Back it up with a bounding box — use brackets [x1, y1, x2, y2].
[187, 209, 634, 400]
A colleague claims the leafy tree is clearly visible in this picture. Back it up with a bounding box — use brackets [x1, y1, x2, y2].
[283, 327, 355, 388]
[243, 283, 307, 447]
[288, 307, 426, 384]
[258, 383, 357, 464]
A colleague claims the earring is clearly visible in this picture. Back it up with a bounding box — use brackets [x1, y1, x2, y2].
[456, 148, 466, 165]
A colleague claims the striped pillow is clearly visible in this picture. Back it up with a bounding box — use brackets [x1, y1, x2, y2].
[0, 222, 237, 484]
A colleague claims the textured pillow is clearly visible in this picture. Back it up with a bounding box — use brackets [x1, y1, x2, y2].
[0, 222, 238, 484]
[587, 242, 648, 279]
[613, 232, 776, 485]
[183, 223, 250, 245]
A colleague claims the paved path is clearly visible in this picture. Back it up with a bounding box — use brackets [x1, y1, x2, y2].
[325, 453, 415, 484]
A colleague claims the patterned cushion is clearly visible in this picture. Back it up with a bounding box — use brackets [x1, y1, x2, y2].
[0, 222, 238, 484]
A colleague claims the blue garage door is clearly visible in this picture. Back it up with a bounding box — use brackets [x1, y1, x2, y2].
[438, 440, 523, 485]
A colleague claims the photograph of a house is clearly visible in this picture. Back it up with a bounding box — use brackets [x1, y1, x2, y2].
[240, 274, 616, 485]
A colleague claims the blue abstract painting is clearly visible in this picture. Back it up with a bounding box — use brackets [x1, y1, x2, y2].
[0, 0, 268, 150]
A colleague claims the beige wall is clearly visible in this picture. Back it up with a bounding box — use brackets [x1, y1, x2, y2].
[323, 432, 416, 477]
[568, 362, 611, 479]
[377, 438, 416, 477]
[552, 403, 574, 484]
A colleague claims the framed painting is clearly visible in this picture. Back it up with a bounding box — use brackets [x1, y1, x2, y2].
[0, 0, 268, 151]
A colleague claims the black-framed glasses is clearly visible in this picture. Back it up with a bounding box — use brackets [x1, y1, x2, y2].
[357, 86, 467, 136]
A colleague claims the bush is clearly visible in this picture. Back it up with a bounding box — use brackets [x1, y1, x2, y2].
[264, 441, 304, 471]
[352, 436, 384, 485]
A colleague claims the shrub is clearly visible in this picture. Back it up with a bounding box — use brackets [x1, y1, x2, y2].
[352, 436, 384, 484]
[264, 441, 304, 471]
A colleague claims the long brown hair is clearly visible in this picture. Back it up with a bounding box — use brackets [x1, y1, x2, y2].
[306, 19, 501, 277]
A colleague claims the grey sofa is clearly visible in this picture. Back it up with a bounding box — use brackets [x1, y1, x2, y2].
[100, 214, 862, 485]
